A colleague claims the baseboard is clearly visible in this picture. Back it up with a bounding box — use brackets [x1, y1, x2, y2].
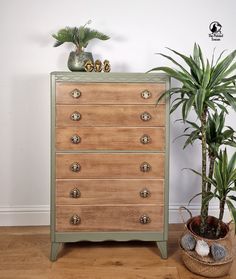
[0, 206, 50, 226]
[169, 204, 231, 224]
[0, 204, 230, 226]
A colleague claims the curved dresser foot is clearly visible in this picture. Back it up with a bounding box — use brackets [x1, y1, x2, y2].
[157, 241, 168, 259]
[50, 242, 61, 261]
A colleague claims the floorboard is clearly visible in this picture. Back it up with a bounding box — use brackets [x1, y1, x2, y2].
[0, 225, 235, 279]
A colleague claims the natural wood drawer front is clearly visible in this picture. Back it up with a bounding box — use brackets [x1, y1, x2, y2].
[56, 105, 165, 127]
[56, 205, 164, 232]
[56, 153, 164, 179]
[56, 83, 165, 104]
[56, 179, 164, 205]
[56, 127, 165, 151]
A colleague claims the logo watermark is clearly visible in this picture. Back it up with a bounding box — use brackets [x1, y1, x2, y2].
[209, 21, 223, 41]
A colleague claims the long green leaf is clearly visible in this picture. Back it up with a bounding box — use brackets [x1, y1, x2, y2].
[188, 192, 202, 205]
[223, 93, 236, 111]
[226, 200, 236, 234]
[198, 44, 205, 72]
[156, 53, 198, 84]
[148, 67, 191, 83]
[202, 60, 211, 89]
[210, 50, 236, 87]
[166, 47, 202, 84]
[183, 168, 202, 177]
[183, 95, 195, 120]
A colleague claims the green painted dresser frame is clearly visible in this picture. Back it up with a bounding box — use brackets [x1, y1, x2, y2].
[50, 72, 170, 261]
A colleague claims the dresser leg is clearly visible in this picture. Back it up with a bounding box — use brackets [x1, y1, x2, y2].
[50, 242, 61, 261]
[156, 241, 168, 259]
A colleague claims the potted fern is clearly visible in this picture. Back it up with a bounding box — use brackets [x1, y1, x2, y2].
[149, 44, 236, 277]
[52, 20, 110, 71]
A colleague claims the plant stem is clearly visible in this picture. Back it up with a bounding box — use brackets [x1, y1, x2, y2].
[200, 109, 208, 235]
[75, 44, 82, 55]
[205, 155, 215, 215]
[216, 198, 226, 238]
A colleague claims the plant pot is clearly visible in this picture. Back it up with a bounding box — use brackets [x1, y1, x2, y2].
[67, 51, 94, 72]
[188, 215, 229, 240]
[179, 208, 234, 277]
[181, 248, 233, 278]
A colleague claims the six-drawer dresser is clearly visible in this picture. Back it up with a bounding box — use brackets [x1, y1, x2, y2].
[50, 72, 169, 261]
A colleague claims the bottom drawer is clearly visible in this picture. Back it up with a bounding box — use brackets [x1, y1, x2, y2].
[56, 205, 163, 232]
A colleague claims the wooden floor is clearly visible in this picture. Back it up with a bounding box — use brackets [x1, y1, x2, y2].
[0, 225, 235, 279]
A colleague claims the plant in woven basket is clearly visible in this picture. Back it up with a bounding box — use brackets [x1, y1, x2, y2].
[207, 149, 236, 236]
[52, 20, 110, 71]
[184, 111, 236, 219]
[150, 44, 236, 276]
[188, 149, 236, 236]
[149, 43, 236, 237]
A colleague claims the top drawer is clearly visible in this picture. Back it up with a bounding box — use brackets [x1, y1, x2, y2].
[56, 83, 165, 105]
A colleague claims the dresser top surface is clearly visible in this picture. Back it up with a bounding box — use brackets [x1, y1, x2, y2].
[50, 72, 169, 83]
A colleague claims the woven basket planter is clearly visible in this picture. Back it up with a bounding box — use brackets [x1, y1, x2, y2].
[181, 248, 233, 278]
[179, 208, 234, 277]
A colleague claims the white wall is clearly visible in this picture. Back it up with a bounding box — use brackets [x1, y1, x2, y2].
[0, 0, 235, 225]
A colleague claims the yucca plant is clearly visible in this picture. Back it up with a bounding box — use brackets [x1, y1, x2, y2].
[183, 111, 236, 213]
[149, 43, 236, 235]
[52, 20, 110, 54]
[207, 150, 236, 236]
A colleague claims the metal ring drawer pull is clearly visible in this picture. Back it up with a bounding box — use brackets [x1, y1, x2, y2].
[70, 89, 81, 99]
[70, 162, 81, 172]
[141, 90, 152, 99]
[140, 188, 151, 198]
[140, 112, 152, 121]
[70, 188, 81, 198]
[140, 134, 151, 144]
[70, 214, 81, 225]
[140, 162, 151, 172]
[71, 134, 81, 144]
[71, 112, 81, 121]
[139, 214, 151, 224]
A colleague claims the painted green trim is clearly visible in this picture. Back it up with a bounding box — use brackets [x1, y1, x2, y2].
[55, 231, 164, 243]
[50, 242, 61, 261]
[51, 72, 169, 83]
[156, 241, 168, 259]
[56, 150, 165, 154]
[164, 77, 170, 241]
[50, 74, 56, 242]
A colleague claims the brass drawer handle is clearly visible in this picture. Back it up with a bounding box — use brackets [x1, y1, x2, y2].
[70, 89, 81, 99]
[71, 134, 81, 144]
[71, 112, 81, 121]
[70, 162, 81, 172]
[140, 188, 151, 198]
[70, 188, 81, 198]
[140, 214, 151, 224]
[140, 112, 152, 121]
[70, 214, 81, 225]
[140, 162, 151, 172]
[140, 134, 151, 144]
[141, 90, 152, 99]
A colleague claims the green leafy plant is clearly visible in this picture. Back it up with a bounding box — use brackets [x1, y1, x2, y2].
[183, 111, 236, 213]
[52, 20, 110, 54]
[149, 43, 236, 236]
[204, 150, 236, 236]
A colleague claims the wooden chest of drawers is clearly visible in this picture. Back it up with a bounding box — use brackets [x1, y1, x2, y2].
[50, 72, 169, 261]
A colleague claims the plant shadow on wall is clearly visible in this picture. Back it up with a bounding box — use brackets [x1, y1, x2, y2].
[149, 44, 236, 277]
[52, 20, 110, 72]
